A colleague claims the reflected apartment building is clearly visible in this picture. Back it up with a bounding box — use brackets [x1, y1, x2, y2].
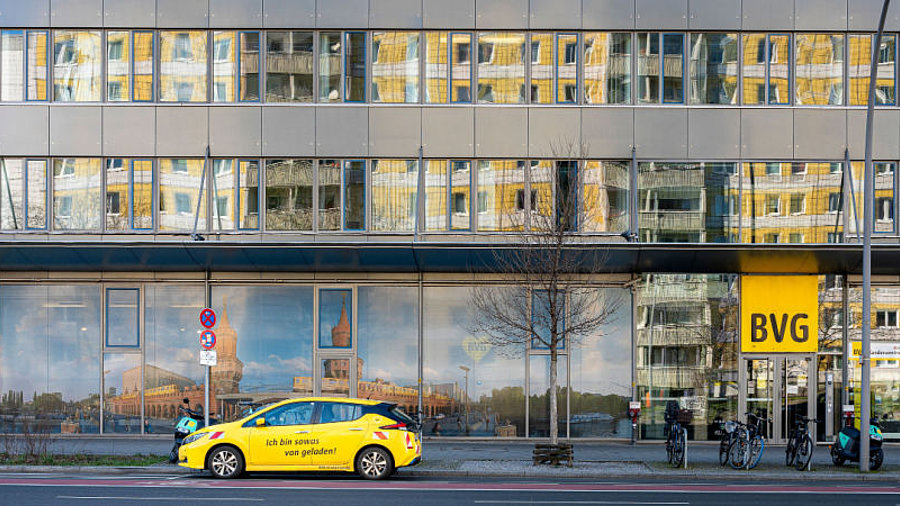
[3, 0, 900, 443]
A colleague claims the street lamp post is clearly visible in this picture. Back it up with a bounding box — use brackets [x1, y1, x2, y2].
[860, 0, 892, 473]
[459, 365, 470, 435]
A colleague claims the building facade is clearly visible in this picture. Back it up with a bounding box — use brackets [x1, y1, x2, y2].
[0, 0, 899, 443]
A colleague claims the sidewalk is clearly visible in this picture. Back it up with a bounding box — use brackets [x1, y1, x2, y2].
[2, 436, 898, 482]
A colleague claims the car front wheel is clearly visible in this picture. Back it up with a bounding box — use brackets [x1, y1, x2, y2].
[207, 446, 244, 479]
[356, 447, 394, 480]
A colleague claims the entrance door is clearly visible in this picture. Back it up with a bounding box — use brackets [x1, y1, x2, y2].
[314, 287, 357, 397]
[741, 355, 815, 444]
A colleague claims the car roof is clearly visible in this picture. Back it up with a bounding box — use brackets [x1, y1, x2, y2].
[268, 397, 386, 408]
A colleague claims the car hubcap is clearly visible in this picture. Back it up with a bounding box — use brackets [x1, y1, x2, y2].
[212, 451, 237, 476]
[361, 451, 387, 477]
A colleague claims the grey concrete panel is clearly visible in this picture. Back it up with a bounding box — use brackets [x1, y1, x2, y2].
[688, 109, 740, 159]
[0, 106, 49, 156]
[528, 108, 581, 157]
[263, 0, 315, 28]
[423, 108, 474, 157]
[634, 108, 687, 159]
[0, 0, 49, 27]
[370, 0, 423, 29]
[582, 108, 633, 158]
[369, 107, 421, 157]
[103, 107, 155, 156]
[156, 107, 209, 156]
[317, 107, 368, 157]
[50, 107, 101, 156]
[158, 0, 208, 28]
[635, 0, 687, 29]
[475, 108, 527, 158]
[104, 0, 156, 27]
[741, 0, 794, 31]
[848, 0, 900, 31]
[583, 0, 634, 29]
[476, 0, 529, 30]
[424, 0, 475, 28]
[209, 0, 262, 28]
[51, 0, 102, 27]
[262, 107, 315, 156]
[741, 108, 793, 159]
[847, 109, 900, 160]
[530, 0, 581, 29]
[794, 109, 846, 160]
[688, 0, 741, 30]
[209, 107, 261, 156]
[317, 0, 368, 29]
[795, 0, 847, 31]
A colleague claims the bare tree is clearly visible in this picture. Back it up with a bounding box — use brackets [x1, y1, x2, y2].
[467, 139, 623, 447]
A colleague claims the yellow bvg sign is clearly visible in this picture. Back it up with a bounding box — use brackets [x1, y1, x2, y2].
[740, 275, 818, 353]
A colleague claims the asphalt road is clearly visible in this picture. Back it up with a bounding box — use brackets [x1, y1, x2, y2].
[1, 473, 899, 506]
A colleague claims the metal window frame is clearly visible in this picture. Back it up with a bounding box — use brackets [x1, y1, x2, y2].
[129, 158, 155, 231]
[236, 159, 261, 231]
[238, 31, 261, 103]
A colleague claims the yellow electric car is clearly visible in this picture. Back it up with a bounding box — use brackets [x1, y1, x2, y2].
[178, 397, 421, 480]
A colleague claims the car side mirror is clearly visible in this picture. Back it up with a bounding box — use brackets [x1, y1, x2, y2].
[255, 417, 266, 427]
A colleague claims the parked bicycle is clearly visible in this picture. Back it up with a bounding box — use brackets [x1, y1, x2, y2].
[785, 415, 818, 471]
[718, 420, 740, 466]
[728, 412, 769, 470]
[664, 400, 687, 468]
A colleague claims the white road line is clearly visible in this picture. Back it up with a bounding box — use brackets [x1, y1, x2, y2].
[57, 496, 264, 502]
[475, 502, 689, 505]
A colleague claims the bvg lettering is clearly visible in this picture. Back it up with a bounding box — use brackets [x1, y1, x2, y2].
[750, 313, 809, 343]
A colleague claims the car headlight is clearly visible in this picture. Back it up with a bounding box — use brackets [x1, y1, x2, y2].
[182, 432, 209, 445]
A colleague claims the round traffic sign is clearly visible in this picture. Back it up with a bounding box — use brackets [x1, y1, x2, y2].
[200, 308, 217, 328]
[200, 330, 217, 350]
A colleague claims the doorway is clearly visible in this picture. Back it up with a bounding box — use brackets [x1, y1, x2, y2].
[740, 355, 816, 444]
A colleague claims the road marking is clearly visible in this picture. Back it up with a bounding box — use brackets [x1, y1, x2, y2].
[476, 501, 689, 505]
[57, 496, 263, 502]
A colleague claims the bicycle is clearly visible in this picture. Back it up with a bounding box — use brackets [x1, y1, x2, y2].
[728, 412, 769, 470]
[785, 415, 817, 471]
[718, 420, 740, 466]
[664, 402, 687, 468]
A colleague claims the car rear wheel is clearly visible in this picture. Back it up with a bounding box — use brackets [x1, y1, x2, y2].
[207, 446, 244, 479]
[356, 447, 393, 480]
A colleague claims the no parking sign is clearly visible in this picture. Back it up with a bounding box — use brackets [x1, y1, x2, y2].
[200, 330, 217, 350]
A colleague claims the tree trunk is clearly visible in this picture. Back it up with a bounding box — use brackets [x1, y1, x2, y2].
[549, 343, 558, 445]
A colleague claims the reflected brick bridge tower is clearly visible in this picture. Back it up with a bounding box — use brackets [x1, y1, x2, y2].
[325, 296, 361, 380]
[211, 301, 243, 394]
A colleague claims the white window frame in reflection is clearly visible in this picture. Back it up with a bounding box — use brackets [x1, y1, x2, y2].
[159, 31, 208, 103]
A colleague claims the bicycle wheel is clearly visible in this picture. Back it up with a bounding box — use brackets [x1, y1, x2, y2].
[719, 433, 732, 466]
[672, 429, 686, 468]
[748, 435, 764, 470]
[794, 435, 813, 471]
[785, 436, 797, 467]
[728, 434, 748, 470]
[665, 431, 674, 465]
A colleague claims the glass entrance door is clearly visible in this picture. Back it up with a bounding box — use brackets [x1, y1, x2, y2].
[742, 355, 815, 444]
[745, 358, 774, 440]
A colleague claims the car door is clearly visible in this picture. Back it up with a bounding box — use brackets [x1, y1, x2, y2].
[246, 401, 316, 468]
[312, 402, 368, 467]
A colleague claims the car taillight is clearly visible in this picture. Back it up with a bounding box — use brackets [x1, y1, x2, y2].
[379, 422, 408, 431]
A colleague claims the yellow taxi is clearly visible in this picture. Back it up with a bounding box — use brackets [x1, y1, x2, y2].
[177, 397, 421, 480]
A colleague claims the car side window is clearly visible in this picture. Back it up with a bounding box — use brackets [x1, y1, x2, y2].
[318, 402, 362, 424]
[248, 402, 314, 427]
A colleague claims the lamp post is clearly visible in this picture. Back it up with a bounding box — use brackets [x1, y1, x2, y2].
[459, 365, 470, 435]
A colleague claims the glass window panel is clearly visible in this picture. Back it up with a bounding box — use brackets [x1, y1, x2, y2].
[371, 160, 418, 232]
[530, 33, 553, 104]
[239, 32, 260, 101]
[451, 33, 472, 103]
[556, 161, 578, 231]
[875, 162, 895, 234]
[769, 34, 791, 104]
[319, 288, 352, 349]
[0, 159, 24, 230]
[477, 160, 525, 231]
[105, 158, 129, 231]
[344, 160, 366, 230]
[796, 33, 844, 105]
[160, 31, 208, 102]
[107, 31, 130, 101]
[662, 33, 684, 103]
[477, 32, 526, 104]
[133, 31, 154, 102]
[318, 159, 341, 231]
[159, 159, 205, 231]
[265, 159, 313, 231]
[212, 31, 236, 102]
[0, 285, 101, 434]
[357, 287, 419, 410]
[425, 160, 447, 231]
[424, 286, 525, 437]
[26, 159, 47, 229]
[53, 158, 101, 231]
[689, 33, 737, 104]
[557, 33, 578, 103]
[26, 31, 48, 101]
[103, 353, 141, 433]
[372, 32, 419, 103]
[132, 160, 153, 230]
[106, 288, 139, 347]
[528, 355, 567, 437]
[530, 160, 553, 231]
[237, 160, 259, 230]
[582, 161, 629, 233]
[849, 34, 896, 106]
[265, 31, 313, 102]
[346, 32, 366, 102]
[637, 32, 659, 103]
[318, 32, 342, 102]
[212, 159, 235, 231]
[2, 30, 25, 101]
[584, 32, 631, 104]
[52, 31, 101, 102]
[425, 32, 448, 103]
[450, 160, 471, 230]
[741, 33, 766, 105]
